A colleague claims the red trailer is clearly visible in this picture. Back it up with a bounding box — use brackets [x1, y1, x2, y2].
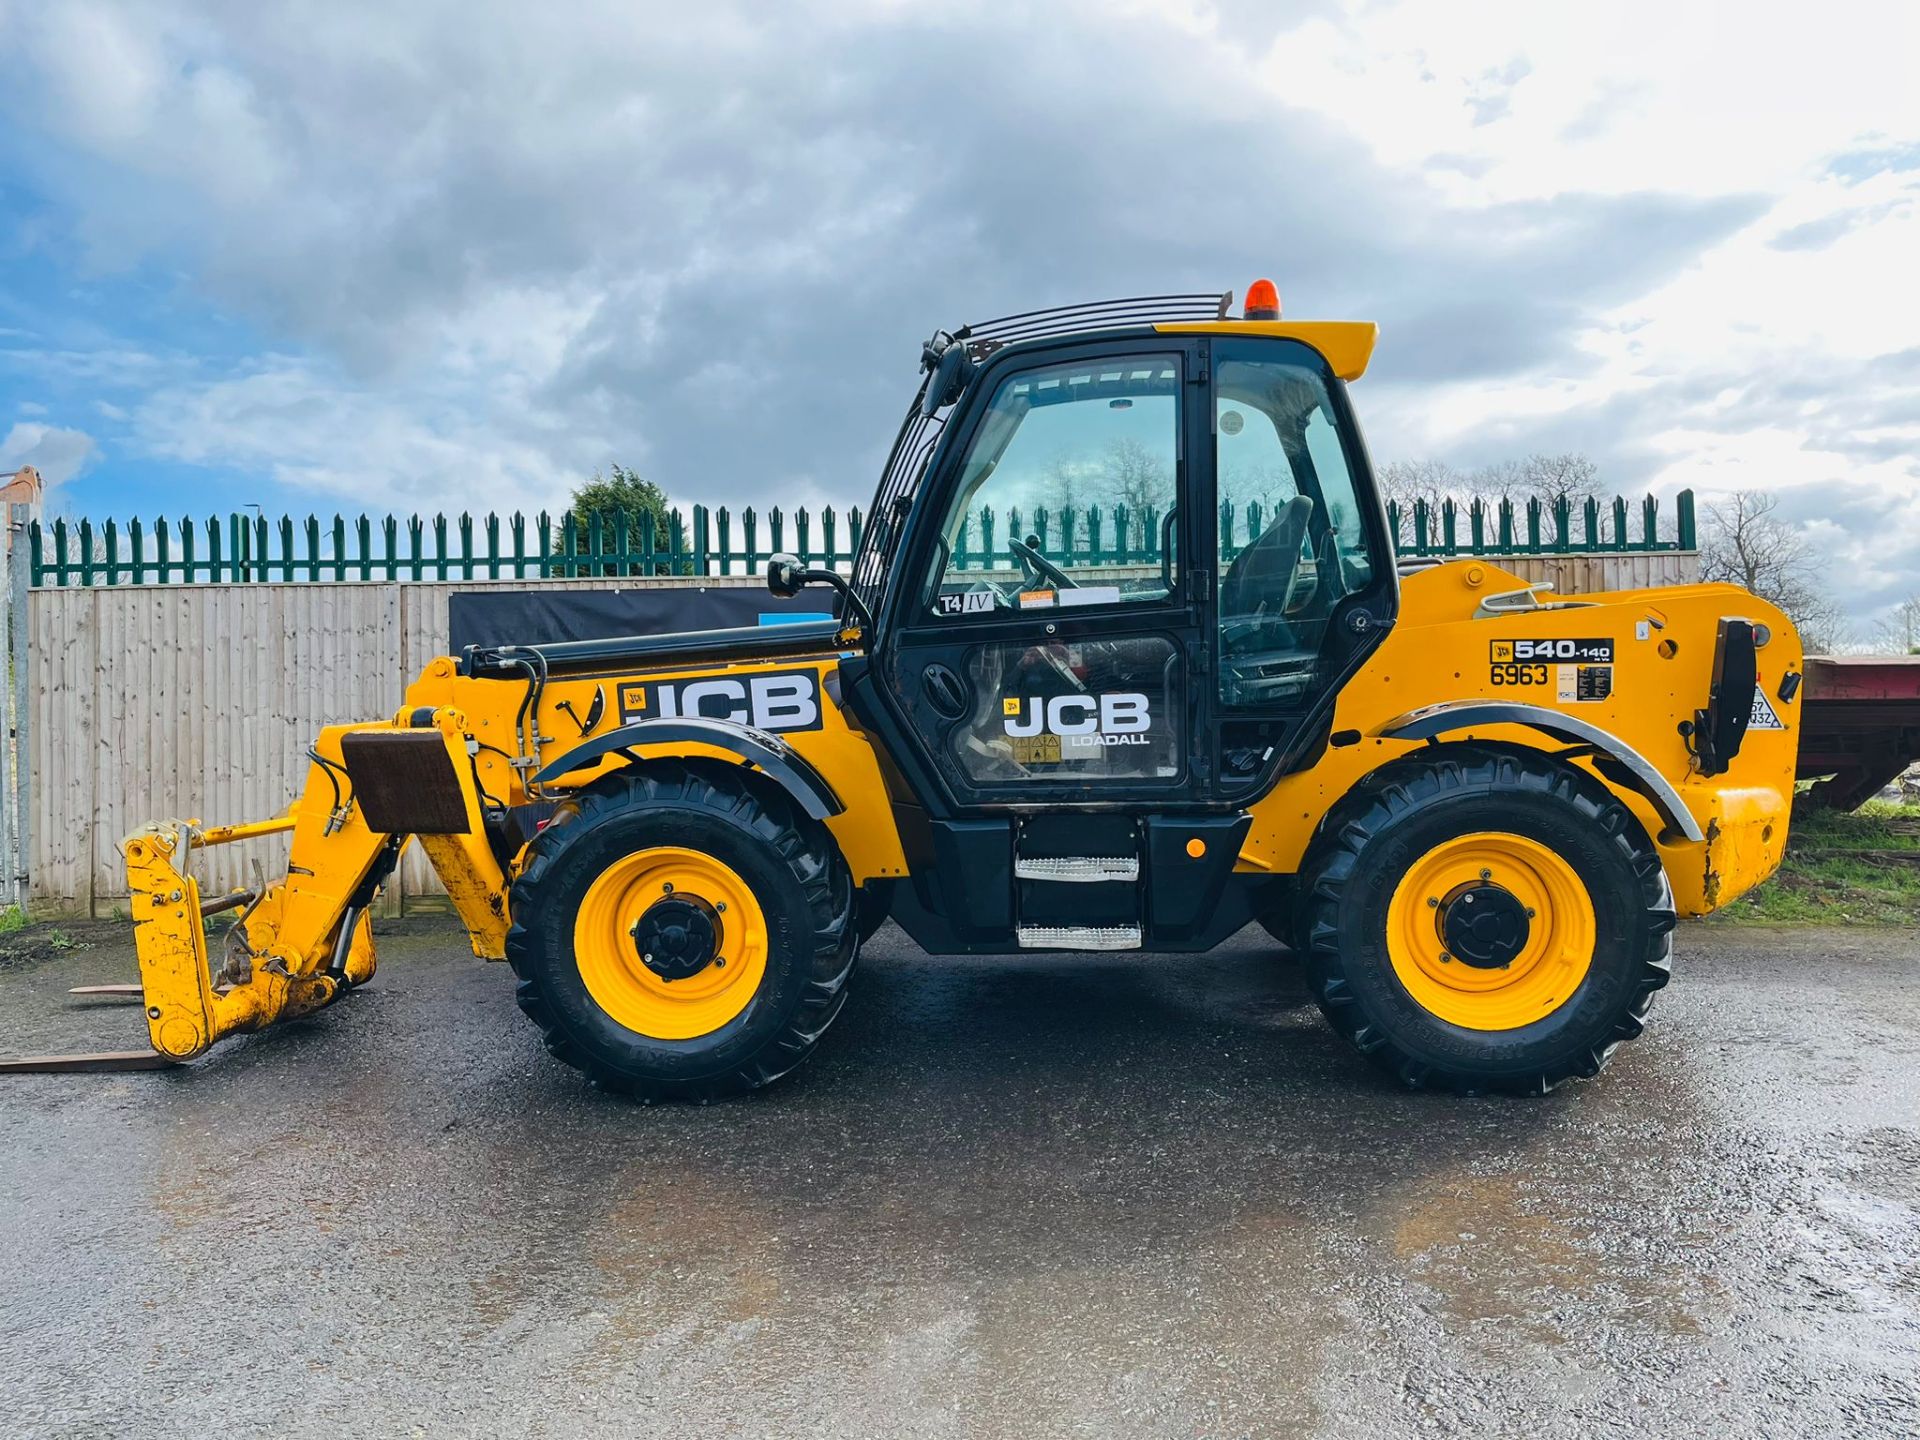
[1798, 656, 1920, 809]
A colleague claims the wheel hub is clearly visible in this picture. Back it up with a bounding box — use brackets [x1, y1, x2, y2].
[631, 895, 723, 981]
[1436, 882, 1530, 969]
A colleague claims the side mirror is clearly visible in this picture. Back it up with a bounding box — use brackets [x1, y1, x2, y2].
[919, 332, 975, 419]
[766, 552, 807, 599]
[765, 552, 877, 636]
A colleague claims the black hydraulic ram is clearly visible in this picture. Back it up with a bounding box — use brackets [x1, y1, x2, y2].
[459, 617, 849, 681]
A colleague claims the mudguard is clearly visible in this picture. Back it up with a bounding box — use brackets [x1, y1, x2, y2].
[1375, 700, 1705, 844]
[531, 716, 844, 821]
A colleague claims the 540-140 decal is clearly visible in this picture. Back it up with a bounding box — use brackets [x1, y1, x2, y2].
[1490, 637, 1615, 664]
[1488, 638, 1616, 701]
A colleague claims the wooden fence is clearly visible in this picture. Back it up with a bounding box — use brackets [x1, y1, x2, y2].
[25, 552, 1698, 915]
[26, 576, 771, 915]
[27, 491, 1697, 587]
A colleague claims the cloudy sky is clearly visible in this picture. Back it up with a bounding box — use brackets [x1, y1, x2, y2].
[2, 0, 1918, 622]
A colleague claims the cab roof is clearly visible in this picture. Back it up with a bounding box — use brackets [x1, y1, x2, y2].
[952, 292, 1378, 382]
[1153, 320, 1377, 381]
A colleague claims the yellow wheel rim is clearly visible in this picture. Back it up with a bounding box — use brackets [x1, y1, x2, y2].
[1385, 832, 1595, 1031]
[572, 847, 768, 1041]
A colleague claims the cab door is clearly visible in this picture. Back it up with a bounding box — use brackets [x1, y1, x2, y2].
[1205, 337, 1399, 799]
[877, 338, 1208, 812]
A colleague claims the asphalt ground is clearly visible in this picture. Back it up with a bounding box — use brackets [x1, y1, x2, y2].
[1, 919, 1916, 1438]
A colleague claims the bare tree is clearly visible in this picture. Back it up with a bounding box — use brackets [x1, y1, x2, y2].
[1101, 436, 1170, 517]
[1875, 594, 1920, 655]
[1028, 439, 1174, 553]
[1375, 458, 1463, 517]
[1699, 490, 1847, 652]
[1088, 436, 1170, 552]
[1466, 457, 1527, 499]
[1218, 460, 1298, 512]
[1040, 450, 1088, 520]
[1382, 453, 1604, 514]
[1515, 453, 1602, 508]
[1464, 453, 1605, 543]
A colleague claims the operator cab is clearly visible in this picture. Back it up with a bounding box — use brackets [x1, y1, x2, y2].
[817, 283, 1400, 951]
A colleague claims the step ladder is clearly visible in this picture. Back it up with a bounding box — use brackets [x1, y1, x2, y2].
[1012, 856, 1140, 883]
[1013, 832, 1143, 950]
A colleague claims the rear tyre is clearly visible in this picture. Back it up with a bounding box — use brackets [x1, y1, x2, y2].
[507, 762, 855, 1102]
[1302, 748, 1673, 1095]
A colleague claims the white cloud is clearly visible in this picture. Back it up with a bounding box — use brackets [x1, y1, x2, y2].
[133, 355, 614, 517]
[1254, 0, 1920, 631]
[1263, 1, 1920, 198]
[0, 0, 1916, 628]
[1, 421, 98, 488]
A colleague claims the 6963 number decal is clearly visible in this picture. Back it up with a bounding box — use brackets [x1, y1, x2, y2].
[1489, 661, 1550, 686]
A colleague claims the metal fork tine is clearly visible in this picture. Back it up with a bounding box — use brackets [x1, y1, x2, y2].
[0, 1051, 181, 1074]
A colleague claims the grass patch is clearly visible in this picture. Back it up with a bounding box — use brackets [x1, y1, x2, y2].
[1714, 800, 1920, 925]
[0, 915, 97, 973]
[1785, 798, 1920, 852]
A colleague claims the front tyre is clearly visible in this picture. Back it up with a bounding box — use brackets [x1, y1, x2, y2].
[1303, 749, 1674, 1095]
[507, 762, 855, 1101]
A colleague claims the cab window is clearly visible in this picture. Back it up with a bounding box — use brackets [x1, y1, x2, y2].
[922, 353, 1181, 618]
[1215, 342, 1375, 707]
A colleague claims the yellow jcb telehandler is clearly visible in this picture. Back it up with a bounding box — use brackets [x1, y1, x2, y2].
[9, 283, 1801, 1096]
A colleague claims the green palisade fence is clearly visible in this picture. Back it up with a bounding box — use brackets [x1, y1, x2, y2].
[29, 505, 859, 587]
[27, 491, 1694, 587]
[1379, 489, 1695, 559]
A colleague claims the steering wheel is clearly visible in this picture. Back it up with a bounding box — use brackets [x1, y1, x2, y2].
[1009, 534, 1078, 591]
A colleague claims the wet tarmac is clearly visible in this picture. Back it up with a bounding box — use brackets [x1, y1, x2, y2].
[1, 920, 1916, 1438]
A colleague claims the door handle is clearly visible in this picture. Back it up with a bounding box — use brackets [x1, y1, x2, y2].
[922, 663, 969, 719]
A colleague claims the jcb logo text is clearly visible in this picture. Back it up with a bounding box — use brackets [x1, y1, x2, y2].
[618, 669, 823, 732]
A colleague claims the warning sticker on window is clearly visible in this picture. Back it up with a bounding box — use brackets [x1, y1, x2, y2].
[1018, 589, 1057, 610]
[1749, 690, 1787, 730]
[1556, 664, 1613, 702]
[1057, 586, 1122, 609]
[1009, 735, 1063, 764]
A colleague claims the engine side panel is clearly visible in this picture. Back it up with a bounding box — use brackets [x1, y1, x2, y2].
[1242, 561, 1801, 917]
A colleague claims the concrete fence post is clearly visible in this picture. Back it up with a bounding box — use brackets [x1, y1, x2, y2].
[0, 505, 14, 910]
[2, 500, 32, 910]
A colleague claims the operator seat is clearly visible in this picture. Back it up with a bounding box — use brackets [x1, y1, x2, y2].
[1218, 495, 1318, 706]
[1219, 495, 1313, 638]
